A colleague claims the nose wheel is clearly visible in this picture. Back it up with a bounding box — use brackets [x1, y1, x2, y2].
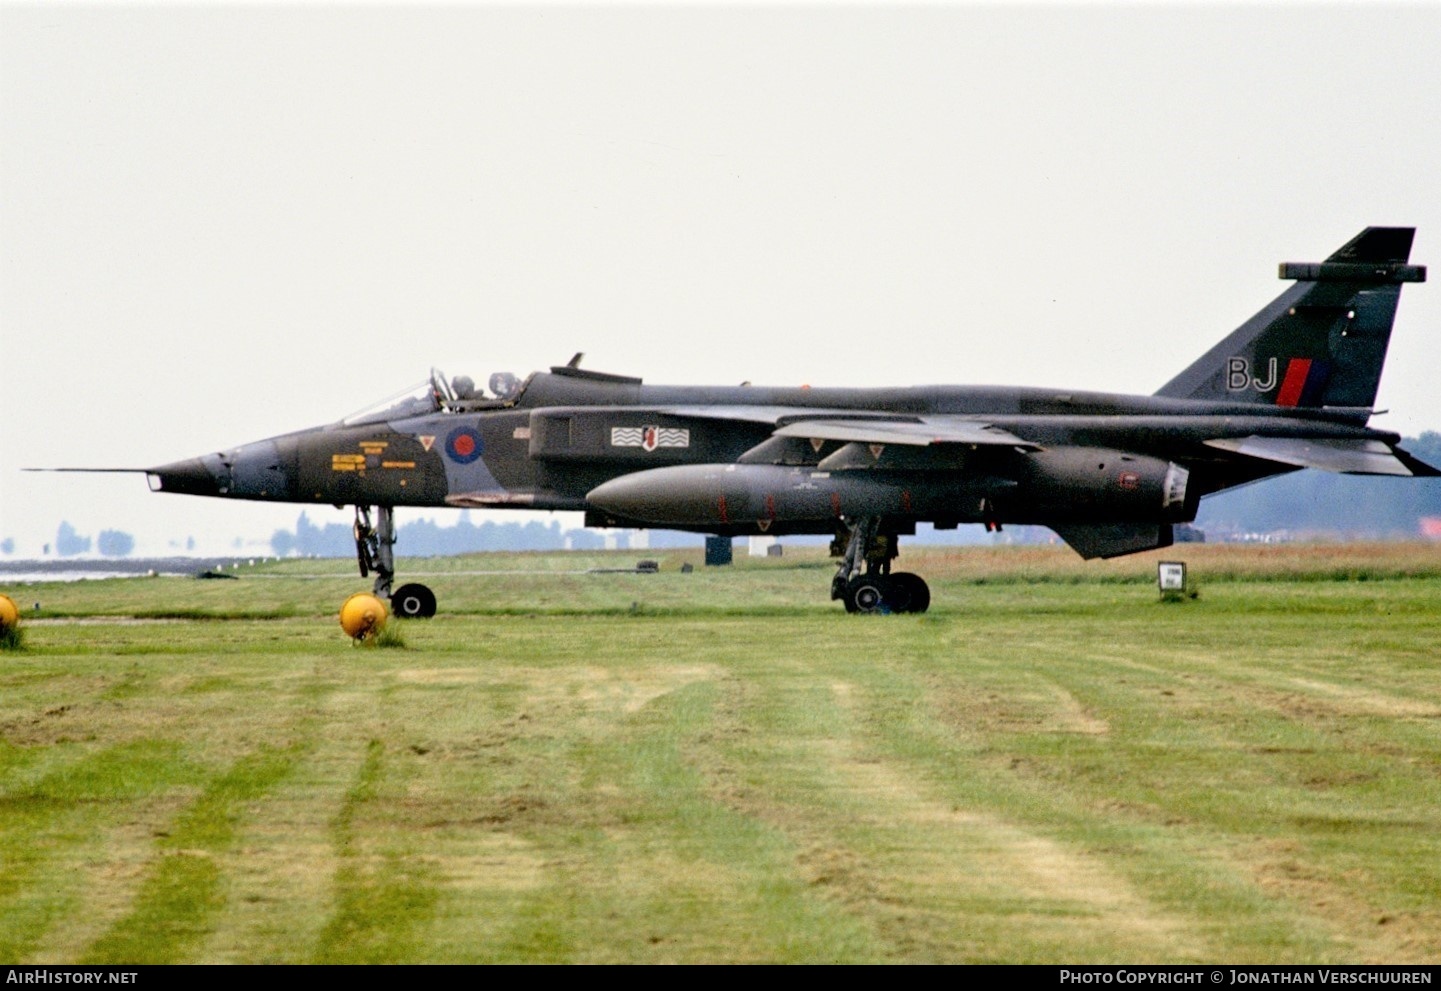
[390, 582, 437, 619]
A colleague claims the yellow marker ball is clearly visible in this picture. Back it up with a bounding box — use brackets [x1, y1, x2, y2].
[339, 592, 388, 641]
[0, 594, 19, 631]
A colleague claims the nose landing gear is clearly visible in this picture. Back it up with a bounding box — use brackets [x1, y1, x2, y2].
[353, 505, 437, 619]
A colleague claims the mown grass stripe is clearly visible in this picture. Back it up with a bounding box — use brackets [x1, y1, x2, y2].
[79, 743, 307, 964]
[0, 740, 203, 962]
[311, 739, 439, 964]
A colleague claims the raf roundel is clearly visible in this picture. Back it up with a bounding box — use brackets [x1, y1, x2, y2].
[445, 426, 484, 464]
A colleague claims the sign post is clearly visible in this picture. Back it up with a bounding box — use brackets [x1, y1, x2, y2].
[1158, 561, 1188, 602]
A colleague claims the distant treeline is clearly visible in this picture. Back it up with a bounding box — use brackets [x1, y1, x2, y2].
[269, 511, 700, 558]
[2, 523, 138, 558]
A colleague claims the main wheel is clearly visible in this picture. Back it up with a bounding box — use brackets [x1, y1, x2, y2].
[888, 573, 930, 614]
[391, 583, 437, 619]
[846, 576, 888, 614]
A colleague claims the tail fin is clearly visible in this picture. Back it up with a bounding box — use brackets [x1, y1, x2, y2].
[1156, 227, 1425, 416]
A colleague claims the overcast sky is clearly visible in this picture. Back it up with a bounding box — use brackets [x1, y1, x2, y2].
[3, 2, 1439, 556]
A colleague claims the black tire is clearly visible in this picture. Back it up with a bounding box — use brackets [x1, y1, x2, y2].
[391, 583, 437, 619]
[882, 575, 914, 613]
[847, 577, 888, 614]
[889, 573, 930, 614]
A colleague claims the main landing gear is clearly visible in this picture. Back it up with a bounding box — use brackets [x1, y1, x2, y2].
[829, 517, 930, 614]
[354, 505, 437, 619]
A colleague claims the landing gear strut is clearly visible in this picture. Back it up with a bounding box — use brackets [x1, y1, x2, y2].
[354, 505, 436, 618]
[829, 517, 930, 614]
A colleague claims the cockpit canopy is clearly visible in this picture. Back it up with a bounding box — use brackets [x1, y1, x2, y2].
[450, 371, 522, 402]
[342, 368, 526, 426]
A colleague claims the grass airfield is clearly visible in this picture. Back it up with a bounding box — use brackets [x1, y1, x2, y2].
[2, 544, 1439, 964]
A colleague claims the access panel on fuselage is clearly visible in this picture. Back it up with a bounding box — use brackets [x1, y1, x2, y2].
[295, 427, 449, 506]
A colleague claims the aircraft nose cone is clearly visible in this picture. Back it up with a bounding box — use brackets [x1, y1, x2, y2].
[146, 458, 223, 496]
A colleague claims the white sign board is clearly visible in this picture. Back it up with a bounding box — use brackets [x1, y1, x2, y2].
[1158, 561, 1187, 592]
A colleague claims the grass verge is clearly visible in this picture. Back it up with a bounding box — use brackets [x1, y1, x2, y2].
[1, 544, 1438, 962]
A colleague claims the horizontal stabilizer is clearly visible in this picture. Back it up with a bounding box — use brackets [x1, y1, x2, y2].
[1394, 448, 1441, 477]
[1052, 523, 1174, 560]
[772, 417, 1039, 449]
[1201, 436, 1438, 476]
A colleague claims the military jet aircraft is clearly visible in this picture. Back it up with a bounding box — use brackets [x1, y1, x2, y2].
[128, 226, 1434, 615]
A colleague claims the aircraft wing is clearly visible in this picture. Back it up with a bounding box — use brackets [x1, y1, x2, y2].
[771, 417, 1039, 449]
[660, 406, 1039, 449]
[658, 405, 825, 424]
[1202, 436, 1441, 477]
